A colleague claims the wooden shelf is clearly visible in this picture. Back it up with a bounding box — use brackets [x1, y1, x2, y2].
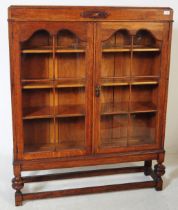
[56, 141, 85, 150]
[101, 103, 129, 115]
[23, 107, 54, 120]
[133, 48, 160, 52]
[56, 81, 85, 88]
[56, 104, 85, 118]
[56, 84, 85, 88]
[25, 141, 85, 153]
[131, 77, 159, 86]
[22, 82, 53, 89]
[130, 102, 157, 113]
[102, 82, 129, 87]
[103, 48, 130, 53]
[101, 78, 129, 87]
[128, 136, 154, 146]
[101, 138, 128, 147]
[21, 46, 53, 54]
[22, 49, 53, 54]
[24, 143, 55, 153]
[56, 78, 85, 87]
[22, 46, 85, 54]
[101, 136, 154, 147]
[56, 48, 85, 53]
[100, 102, 157, 116]
[23, 105, 85, 120]
[101, 81, 158, 87]
[131, 81, 158, 85]
[101, 76, 159, 87]
[22, 79, 86, 89]
[102, 46, 160, 53]
[56, 78, 85, 88]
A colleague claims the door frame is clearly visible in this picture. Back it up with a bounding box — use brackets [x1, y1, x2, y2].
[93, 21, 168, 154]
[11, 21, 94, 160]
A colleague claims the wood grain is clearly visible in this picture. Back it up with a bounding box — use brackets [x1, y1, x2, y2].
[8, 6, 173, 205]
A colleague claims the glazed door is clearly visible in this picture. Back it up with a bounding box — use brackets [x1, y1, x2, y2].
[18, 22, 93, 159]
[94, 22, 167, 154]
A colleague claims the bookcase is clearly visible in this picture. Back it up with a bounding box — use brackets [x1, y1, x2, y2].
[8, 6, 173, 206]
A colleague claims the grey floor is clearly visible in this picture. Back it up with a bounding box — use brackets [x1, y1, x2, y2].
[0, 153, 178, 210]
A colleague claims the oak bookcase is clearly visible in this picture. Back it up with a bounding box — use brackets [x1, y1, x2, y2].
[8, 6, 173, 206]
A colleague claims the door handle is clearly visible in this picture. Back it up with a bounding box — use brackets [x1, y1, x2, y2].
[95, 85, 101, 97]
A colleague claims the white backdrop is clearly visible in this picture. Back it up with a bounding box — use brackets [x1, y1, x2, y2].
[0, 0, 177, 163]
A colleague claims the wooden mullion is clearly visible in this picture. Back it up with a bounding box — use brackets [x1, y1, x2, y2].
[128, 35, 134, 146]
[54, 34, 59, 147]
[111, 34, 117, 141]
[52, 35, 57, 146]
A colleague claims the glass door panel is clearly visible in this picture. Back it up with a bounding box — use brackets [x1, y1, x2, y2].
[95, 23, 162, 153]
[21, 23, 92, 158]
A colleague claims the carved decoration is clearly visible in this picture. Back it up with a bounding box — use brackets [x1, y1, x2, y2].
[12, 177, 24, 192]
[81, 10, 109, 19]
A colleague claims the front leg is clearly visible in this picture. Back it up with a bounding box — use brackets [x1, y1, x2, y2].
[144, 160, 152, 176]
[12, 176, 24, 206]
[12, 165, 24, 206]
[154, 161, 165, 191]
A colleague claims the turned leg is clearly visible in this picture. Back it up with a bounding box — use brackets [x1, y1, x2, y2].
[12, 165, 24, 206]
[154, 161, 165, 191]
[144, 160, 152, 176]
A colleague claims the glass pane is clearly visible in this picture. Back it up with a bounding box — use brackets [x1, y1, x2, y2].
[102, 53, 130, 78]
[56, 30, 86, 79]
[102, 30, 131, 77]
[129, 113, 156, 145]
[22, 89, 53, 119]
[99, 27, 160, 151]
[99, 84, 129, 148]
[132, 30, 161, 77]
[56, 53, 85, 79]
[132, 52, 161, 77]
[56, 117, 85, 150]
[131, 85, 158, 112]
[21, 54, 53, 80]
[21, 30, 52, 80]
[21, 28, 88, 155]
[100, 115, 128, 147]
[24, 119, 55, 153]
[101, 86, 129, 114]
[56, 87, 85, 117]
